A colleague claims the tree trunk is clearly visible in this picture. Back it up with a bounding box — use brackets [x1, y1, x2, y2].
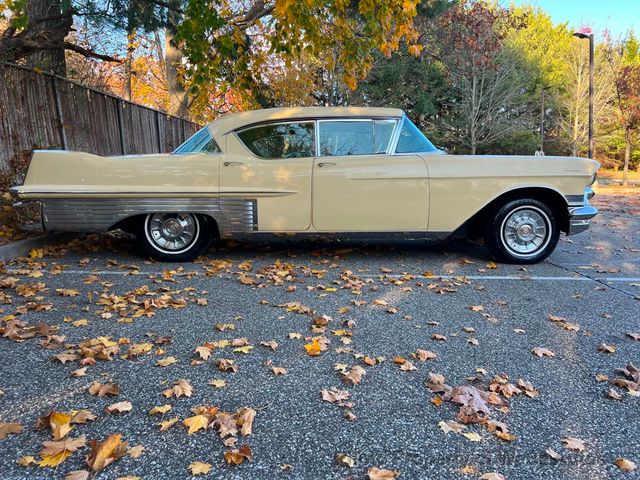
[124, 32, 135, 101]
[623, 126, 631, 186]
[165, 31, 189, 118]
[24, 0, 70, 75]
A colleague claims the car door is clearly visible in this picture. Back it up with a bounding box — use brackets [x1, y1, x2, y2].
[312, 118, 429, 232]
[220, 121, 315, 232]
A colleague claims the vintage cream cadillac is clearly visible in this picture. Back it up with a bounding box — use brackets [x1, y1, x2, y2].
[11, 107, 599, 263]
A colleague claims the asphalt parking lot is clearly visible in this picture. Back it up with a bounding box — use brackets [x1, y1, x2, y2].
[0, 192, 639, 480]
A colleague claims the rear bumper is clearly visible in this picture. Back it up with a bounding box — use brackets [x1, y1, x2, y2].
[12, 197, 45, 233]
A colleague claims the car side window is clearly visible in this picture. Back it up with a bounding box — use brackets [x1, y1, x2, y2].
[373, 120, 397, 154]
[174, 127, 222, 154]
[395, 117, 438, 154]
[319, 121, 374, 156]
[237, 122, 315, 159]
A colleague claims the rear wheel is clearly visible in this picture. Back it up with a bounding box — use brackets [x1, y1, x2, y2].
[483, 198, 559, 264]
[136, 212, 212, 261]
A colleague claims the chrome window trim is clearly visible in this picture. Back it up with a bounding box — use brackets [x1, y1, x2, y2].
[232, 116, 402, 160]
[388, 114, 405, 155]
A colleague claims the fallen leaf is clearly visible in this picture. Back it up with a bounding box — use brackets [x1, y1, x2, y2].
[272, 367, 287, 375]
[183, 415, 209, 435]
[156, 356, 178, 367]
[463, 432, 482, 442]
[163, 379, 193, 398]
[105, 402, 132, 414]
[148, 405, 172, 415]
[597, 344, 616, 354]
[614, 458, 637, 472]
[562, 437, 586, 452]
[39, 435, 86, 467]
[237, 407, 256, 436]
[189, 461, 212, 475]
[158, 418, 179, 431]
[208, 379, 226, 388]
[532, 347, 555, 358]
[65, 470, 89, 480]
[304, 339, 322, 356]
[438, 420, 465, 434]
[86, 433, 127, 472]
[480, 473, 506, 480]
[545, 448, 562, 460]
[88, 382, 120, 397]
[17, 455, 36, 466]
[260, 340, 278, 351]
[223, 444, 253, 465]
[194, 346, 212, 360]
[337, 454, 355, 468]
[367, 466, 400, 479]
[128, 445, 144, 458]
[0, 422, 23, 440]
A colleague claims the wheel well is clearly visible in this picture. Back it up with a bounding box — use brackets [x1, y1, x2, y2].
[109, 213, 220, 238]
[460, 187, 570, 239]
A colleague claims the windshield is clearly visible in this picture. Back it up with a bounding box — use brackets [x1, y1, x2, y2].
[174, 127, 221, 154]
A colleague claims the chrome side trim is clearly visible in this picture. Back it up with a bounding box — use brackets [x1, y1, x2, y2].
[41, 198, 257, 238]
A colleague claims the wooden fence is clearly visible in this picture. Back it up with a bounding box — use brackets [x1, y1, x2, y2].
[0, 62, 200, 172]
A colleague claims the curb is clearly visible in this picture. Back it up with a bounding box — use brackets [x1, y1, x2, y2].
[0, 233, 79, 262]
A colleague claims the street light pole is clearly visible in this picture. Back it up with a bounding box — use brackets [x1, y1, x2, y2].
[573, 31, 594, 159]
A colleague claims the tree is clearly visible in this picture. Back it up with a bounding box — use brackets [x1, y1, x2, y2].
[430, 1, 531, 154]
[552, 35, 614, 157]
[0, 0, 119, 73]
[603, 32, 640, 183]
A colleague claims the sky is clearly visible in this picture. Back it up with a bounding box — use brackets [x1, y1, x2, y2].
[502, 0, 640, 39]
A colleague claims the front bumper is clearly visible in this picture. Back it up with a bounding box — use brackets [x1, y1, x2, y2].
[567, 187, 597, 235]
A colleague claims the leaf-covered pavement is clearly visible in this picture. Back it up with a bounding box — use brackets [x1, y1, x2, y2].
[0, 193, 639, 479]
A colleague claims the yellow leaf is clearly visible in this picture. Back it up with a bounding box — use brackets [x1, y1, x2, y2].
[463, 432, 482, 442]
[183, 415, 209, 435]
[304, 339, 321, 356]
[156, 356, 178, 367]
[158, 418, 179, 431]
[148, 405, 172, 415]
[232, 345, 253, 354]
[189, 461, 212, 475]
[86, 433, 128, 472]
[50, 412, 73, 440]
[208, 379, 226, 388]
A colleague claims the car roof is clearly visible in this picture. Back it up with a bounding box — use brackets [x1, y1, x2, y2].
[207, 106, 404, 139]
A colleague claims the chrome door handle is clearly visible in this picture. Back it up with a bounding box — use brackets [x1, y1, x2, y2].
[318, 162, 336, 167]
[224, 161, 243, 166]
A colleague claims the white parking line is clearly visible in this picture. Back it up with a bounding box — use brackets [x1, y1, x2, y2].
[375, 274, 640, 283]
[5, 269, 640, 283]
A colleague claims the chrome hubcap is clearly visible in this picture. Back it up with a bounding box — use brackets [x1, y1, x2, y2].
[501, 208, 548, 255]
[147, 213, 197, 252]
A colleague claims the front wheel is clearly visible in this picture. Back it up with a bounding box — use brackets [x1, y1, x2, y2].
[483, 199, 559, 264]
[136, 212, 212, 261]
